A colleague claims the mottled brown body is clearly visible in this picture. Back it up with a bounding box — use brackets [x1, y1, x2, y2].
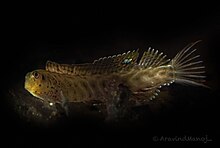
[25, 64, 175, 105]
[25, 70, 124, 104]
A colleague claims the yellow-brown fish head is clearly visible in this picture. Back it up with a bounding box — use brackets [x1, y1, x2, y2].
[25, 70, 47, 100]
[24, 69, 60, 103]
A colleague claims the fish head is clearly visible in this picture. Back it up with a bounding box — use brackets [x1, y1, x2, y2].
[25, 69, 61, 104]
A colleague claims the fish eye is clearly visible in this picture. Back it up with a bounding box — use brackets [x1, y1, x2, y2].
[33, 71, 39, 79]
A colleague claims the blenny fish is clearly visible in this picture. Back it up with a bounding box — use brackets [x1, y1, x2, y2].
[24, 41, 207, 115]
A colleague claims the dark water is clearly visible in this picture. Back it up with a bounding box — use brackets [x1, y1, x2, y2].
[2, 6, 220, 146]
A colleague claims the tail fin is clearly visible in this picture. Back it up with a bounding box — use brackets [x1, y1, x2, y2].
[171, 40, 208, 88]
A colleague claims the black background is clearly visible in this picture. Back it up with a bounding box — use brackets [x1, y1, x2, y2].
[1, 3, 220, 147]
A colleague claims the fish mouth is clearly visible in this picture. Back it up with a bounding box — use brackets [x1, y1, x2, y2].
[24, 73, 31, 90]
[24, 81, 28, 90]
[24, 80, 45, 102]
[24, 80, 33, 93]
[29, 92, 45, 102]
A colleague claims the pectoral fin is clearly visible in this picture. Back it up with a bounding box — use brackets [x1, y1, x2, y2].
[60, 91, 69, 116]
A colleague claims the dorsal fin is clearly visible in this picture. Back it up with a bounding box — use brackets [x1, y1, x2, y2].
[92, 50, 139, 73]
[46, 61, 92, 75]
[138, 47, 170, 68]
[46, 50, 139, 75]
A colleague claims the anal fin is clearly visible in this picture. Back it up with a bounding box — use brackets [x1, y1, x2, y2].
[132, 87, 161, 105]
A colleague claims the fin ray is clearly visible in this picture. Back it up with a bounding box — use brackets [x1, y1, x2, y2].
[171, 40, 207, 87]
[139, 47, 169, 68]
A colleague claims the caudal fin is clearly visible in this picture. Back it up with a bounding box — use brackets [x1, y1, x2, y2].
[171, 40, 208, 88]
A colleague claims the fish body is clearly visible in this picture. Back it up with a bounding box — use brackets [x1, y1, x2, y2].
[25, 70, 122, 104]
[25, 41, 206, 109]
